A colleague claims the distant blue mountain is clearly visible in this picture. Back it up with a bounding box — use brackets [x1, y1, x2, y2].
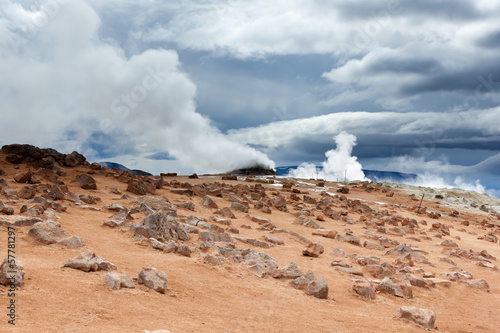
[99, 162, 152, 176]
[275, 166, 418, 183]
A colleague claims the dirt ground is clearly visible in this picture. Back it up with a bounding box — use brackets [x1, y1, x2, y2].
[1, 154, 499, 333]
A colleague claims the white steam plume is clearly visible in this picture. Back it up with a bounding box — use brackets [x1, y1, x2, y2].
[0, 0, 274, 173]
[289, 131, 366, 181]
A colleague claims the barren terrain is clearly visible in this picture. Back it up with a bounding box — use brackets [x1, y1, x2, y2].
[1, 147, 500, 333]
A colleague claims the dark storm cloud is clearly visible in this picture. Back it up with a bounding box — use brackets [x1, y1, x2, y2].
[478, 30, 500, 49]
[335, 0, 481, 21]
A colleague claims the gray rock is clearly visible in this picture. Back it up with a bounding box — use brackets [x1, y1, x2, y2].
[0, 200, 14, 215]
[307, 278, 329, 299]
[202, 195, 218, 209]
[0, 258, 25, 286]
[103, 272, 135, 290]
[291, 271, 315, 290]
[271, 262, 304, 279]
[150, 238, 178, 253]
[294, 215, 322, 229]
[397, 306, 436, 329]
[19, 186, 37, 200]
[176, 244, 192, 257]
[215, 207, 236, 219]
[28, 221, 72, 244]
[58, 236, 85, 249]
[302, 242, 324, 257]
[352, 284, 376, 300]
[71, 174, 97, 190]
[133, 196, 177, 215]
[231, 202, 249, 213]
[103, 211, 128, 228]
[138, 266, 168, 294]
[133, 212, 190, 242]
[63, 251, 117, 272]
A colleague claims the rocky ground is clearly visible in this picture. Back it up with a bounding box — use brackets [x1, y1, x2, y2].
[0, 144, 499, 333]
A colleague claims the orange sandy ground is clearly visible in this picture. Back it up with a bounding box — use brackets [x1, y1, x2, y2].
[0, 156, 499, 333]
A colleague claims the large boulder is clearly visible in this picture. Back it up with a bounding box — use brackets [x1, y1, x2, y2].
[397, 306, 436, 329]
[138, 266, 168, 294]
[63, 251, 117, 272]
[0, 258, 25, 287]
[133, 212, 189, 242]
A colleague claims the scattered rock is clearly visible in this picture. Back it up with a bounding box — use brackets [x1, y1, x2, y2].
[138, 266, 168, 294]
[133, 196, 177, 215]
[273, 197, 287, 212]
[0, 258, 25, 286]
[103, 211, 128, 228]
[176, 244, 192, 257]
[302, 242, 324, 257]
[464, 279, 490, 292]
[376, 277, 413, 298]
[28, 221, 72, 244]
[231, 202, 249, 213]
[133, 212, 190, 242]
[63, 251, 117, 272]
[103, 272, 135, 290]
[397, 306, 436, 329]
[0, 201, 14, 215]
[291, 271, 315, 290]
[71, 174, 97, 190]
[14, 170, 32, 183]
[294, 215, 322, 229]
[19, 185, 36, 199]
[263, 234, 284, 245]
[58, 236, 85, 249]
[312, 229, 338, 239]
[307, 278, 329, 299]
[271, 262, 304, 279]
[202, 195, 218, 209]
[352, 284, 376, 300]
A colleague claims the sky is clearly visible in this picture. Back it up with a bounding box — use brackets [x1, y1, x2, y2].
[0, 0, 499, 196]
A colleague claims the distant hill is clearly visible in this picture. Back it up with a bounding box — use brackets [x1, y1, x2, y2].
[98, 162, 152, 176]
[275, 166, 418, 183]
